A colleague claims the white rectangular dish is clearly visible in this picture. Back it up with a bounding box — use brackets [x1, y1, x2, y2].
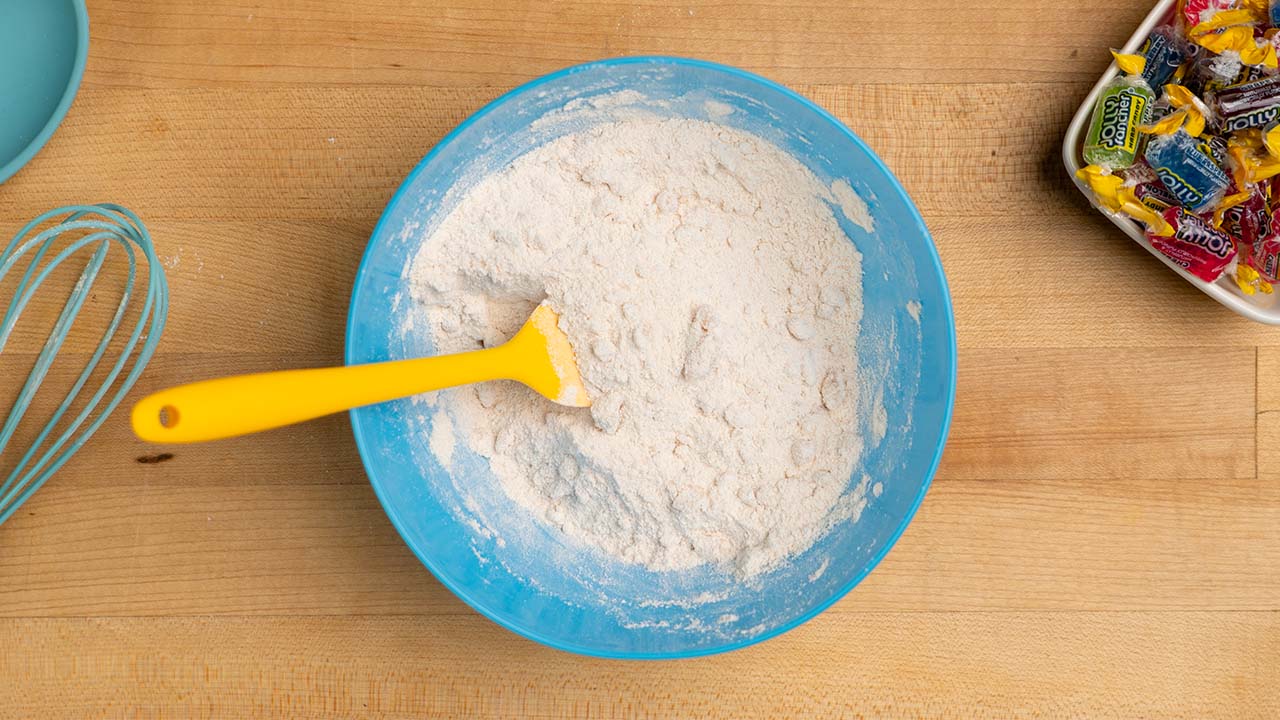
[1062, 0, 1280, 324]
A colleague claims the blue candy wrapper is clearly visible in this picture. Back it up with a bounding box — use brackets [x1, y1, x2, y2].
[1144, 130, 1231, 213]
[1140, 26, 1186, 90]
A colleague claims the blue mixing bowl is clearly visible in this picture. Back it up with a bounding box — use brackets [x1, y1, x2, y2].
[346, 57, 956, 659]
[0, 0, 88, 185]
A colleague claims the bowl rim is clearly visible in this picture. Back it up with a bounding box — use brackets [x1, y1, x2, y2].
[0, 0, 89, 185]
[345, 55, 958, 660]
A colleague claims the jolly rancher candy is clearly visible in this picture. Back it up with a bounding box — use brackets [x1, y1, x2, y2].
[1122, 162, 1182, 210]
[1142, 83, 1211, 137]
[1214, 74, 1280, 131]
[1248, 179, 1280, 282]
[1234, 191, 1279, 294]
[1077, 163, 1177, 234]
[1253, 232, 1280, 282]
[1226, 124, 1280, 184]
[1148, 206, 1238, 281]
[1218, 186, 1271, 243]
[1084, 54, 1156, 169]
[1140, 26, 1189, 88]
[1185, 51, 1245, 94]
[1144, 129, 1232, 212]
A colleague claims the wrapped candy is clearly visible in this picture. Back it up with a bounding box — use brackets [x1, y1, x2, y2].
[1234, 262, 1275, 293]
[1235, 218, 1277, 294]
[1213, 73, 1280, 131]
[1184, 50, 1247, 94]
[1141, 26, 1191, 88]
[1253, 233, 1280, 281]
[1220, 181, 1277, 294]
[1123, 162, 1184, 210]
[1148, 206, 1239, 281]
[1227, 128, 1280, 183]
[1187, 10, 1279, 67]
[1247, 180, 1280, 282]
[1216, 185, 1270, 242]
[1077, 164, 1175, 233]
[1141, 84, 1211, 137]
[1144, 129, 1233, 211]
[1084, 53, 1157, 169]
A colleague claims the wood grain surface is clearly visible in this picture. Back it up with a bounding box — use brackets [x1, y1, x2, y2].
[1, 0, 1277, 717]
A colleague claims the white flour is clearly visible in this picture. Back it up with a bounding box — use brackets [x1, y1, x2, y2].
[406, 117, 871, 577]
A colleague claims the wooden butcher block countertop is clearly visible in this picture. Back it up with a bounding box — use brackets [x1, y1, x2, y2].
[0, 1, 1276, 717]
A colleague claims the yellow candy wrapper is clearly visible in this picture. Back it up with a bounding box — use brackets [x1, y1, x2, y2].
[1228, 132, 1265, 186]
[1213, 189, 1255, 229]
[1240, 0, 1272, 21]
[1189, 10, 1279, 67]
[1139, 84, 1210, 137]
[1231, 128, 1265, 150]
[1235, 262, 1275, 295]
[1112, 51, 1148, 77]
[1229, 143, 1280, 184]
[1075, 165, 1175, 236]
[1264, 122, 1280, 158]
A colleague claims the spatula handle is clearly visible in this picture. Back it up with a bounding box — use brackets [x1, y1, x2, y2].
[131, 346, 512, 444]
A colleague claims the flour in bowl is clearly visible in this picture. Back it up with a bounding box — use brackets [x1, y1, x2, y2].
[406, 117, 870, 577]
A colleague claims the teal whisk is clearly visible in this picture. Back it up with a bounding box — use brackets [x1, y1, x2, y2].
[0, 205, 168, 526]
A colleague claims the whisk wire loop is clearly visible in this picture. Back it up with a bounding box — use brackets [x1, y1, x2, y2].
[0, 205, 168, 526]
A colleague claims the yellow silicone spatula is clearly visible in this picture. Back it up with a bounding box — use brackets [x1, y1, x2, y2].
[131, 303, 591, 444]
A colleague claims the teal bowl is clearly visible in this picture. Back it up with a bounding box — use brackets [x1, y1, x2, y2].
[0, 0, 88, 184]
[346, 57, 957, 658]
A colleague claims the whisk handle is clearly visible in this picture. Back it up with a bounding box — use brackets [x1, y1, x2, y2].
[131, 345, 515, 443]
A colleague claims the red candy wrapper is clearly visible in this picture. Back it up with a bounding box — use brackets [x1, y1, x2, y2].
[1148, 207, 1238, 281]
[1253, 234, 1280, 281]
[1251, 207, 1280, 281]
[1180, 0, 1239, 27]
[1220, 187, 1270, 245]
[1248, 178, 1280, 283]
